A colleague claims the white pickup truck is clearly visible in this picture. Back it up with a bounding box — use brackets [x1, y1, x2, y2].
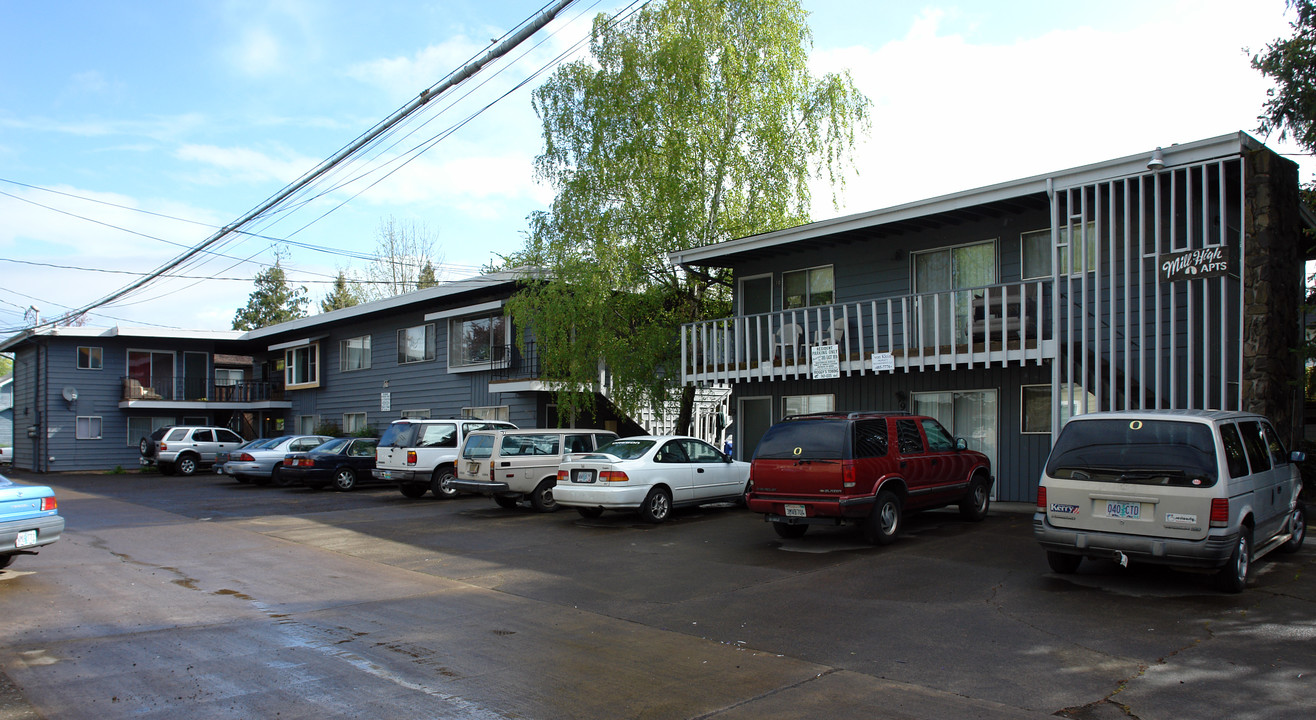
[373, 419, 516, 499]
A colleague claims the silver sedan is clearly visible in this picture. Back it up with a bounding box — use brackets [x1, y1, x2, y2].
[218, 435, 332, 486]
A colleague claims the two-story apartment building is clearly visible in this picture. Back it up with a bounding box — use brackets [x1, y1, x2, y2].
[0, 270, 650, 473]
[672, 132, 1311, 503]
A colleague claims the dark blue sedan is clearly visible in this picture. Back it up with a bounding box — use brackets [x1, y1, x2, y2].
[281, 437, 379, 491]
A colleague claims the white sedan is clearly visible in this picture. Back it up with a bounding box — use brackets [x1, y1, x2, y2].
[554, 436, 750, 523]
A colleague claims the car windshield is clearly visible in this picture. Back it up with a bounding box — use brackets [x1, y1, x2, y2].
[315, 437, 352, 454]
[1046, 419, 1219, 487]
[593, 439, 655, 460]
[379, 422, 417, 448]
[755, 419, 847, 460]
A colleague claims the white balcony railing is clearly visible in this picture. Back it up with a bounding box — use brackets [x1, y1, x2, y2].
[681, 280, 1056, 384]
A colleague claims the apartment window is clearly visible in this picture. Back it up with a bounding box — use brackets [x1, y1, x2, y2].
[449, 312, 508, 368]
[298, 415, 317, 434]
[783, 266, 834, 309]
[783, 394, 834, 417]
[398, 324, 436, 364]
[1021, 222, 1099, 280]
[341, 336, 371, 372]
[400, 409, 431, 419]
[285, 344, 320, 389]
[126, 416, 174, 446]
[76, 416, 102, 440]
[77, 346, 103, 370]
[1021, 384, 1097, 433]
[215, 368, 244, 386]
[343, 412, 367, 434]
[463, 406, 510, 422]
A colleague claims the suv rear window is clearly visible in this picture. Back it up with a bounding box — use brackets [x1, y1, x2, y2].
[755, 419, 846, 460]
[380, 422, 417, 448]
[1046, 419, 1219, 487]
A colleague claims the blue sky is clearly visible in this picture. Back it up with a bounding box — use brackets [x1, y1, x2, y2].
[0, 0, 1307, 332]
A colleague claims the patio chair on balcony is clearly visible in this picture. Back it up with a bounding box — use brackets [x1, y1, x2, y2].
[774, 323, 803, 363]
[814, 318, 847, 347]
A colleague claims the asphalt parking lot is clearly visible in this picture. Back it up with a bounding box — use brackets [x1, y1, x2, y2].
[2, 469, 1314, 720]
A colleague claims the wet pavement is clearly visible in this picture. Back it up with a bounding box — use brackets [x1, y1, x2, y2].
[1, 470, 1313, 719]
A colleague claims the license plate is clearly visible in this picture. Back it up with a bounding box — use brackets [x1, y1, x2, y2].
[467, 462, 481, 474]
[784, 504, 806, 518]
[15, 530, 37, 548]
[380, 471, 393, 480]
[1106, 501, 1142, 519]
[573, 470, 595, 483]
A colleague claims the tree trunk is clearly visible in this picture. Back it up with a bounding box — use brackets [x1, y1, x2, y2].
[675, 384, 696, 436]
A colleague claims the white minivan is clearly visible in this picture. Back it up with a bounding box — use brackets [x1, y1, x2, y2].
[1034, 409, 1306, 592]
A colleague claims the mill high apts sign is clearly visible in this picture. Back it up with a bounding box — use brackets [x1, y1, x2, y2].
[1160, 245, 1234, 282]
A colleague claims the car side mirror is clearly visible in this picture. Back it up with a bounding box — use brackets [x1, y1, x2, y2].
[955, 437, 968, 451]
[1292, 450, 1306, 463]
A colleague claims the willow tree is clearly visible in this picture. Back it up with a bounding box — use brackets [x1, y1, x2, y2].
[505, 0, 870, 430]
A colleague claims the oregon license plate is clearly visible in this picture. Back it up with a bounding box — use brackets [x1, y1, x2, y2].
[784, 504, 806, 518]
[467, 462, 480, 474]
[573, 470, 595, 483]
[1106, 501, 1142, 519]
[15, 530, 37, 548]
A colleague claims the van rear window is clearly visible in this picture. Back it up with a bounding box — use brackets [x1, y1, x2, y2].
[1046, 419, 1218, 487]
[463, 434, 495, 459]
[755, 419, 846, 460]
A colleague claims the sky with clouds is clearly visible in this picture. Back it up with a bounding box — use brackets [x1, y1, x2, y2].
[0, 0, 1308, 333]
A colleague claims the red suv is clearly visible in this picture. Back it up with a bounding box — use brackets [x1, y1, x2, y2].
[746, 412, 993, 544]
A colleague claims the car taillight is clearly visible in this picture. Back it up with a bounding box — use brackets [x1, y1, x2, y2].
[237, 453, 254, 462]
[159, 443, 168, 451]
[298, 458, 314, 467]
[41, 497, 57, 512]
[1210, 497, 1230, 527]
[406, 450, 417, 466]
[1036, 485, 1047, 510]
[558, 469, 568, 482]
[491, 463, 496, 482]
[601, 470, 629, 482]
[842, 460, 856, 488]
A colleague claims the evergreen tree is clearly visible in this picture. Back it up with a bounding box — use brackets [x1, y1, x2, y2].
[417, 261, 439, 290]
[320, 271, 361, 313]
[232, 257, 309, 330]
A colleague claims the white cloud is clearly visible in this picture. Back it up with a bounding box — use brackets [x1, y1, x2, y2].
[807, 0, 1307, 221]
[174, 144, 319, 185]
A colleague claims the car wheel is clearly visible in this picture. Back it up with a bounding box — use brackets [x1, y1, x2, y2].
[639, 487, 672, 523]
[333, 468, 357, 491]
[0, 554, 15, 570]
[272, 467, 295, 487]
[158, 462, 176, 476]
[863, 490, 901, 545]
[494, 495, 519, 509]
[1217, 530, 1252, 593]
[138, 437, 154, 457]
[529, 479, 559, 512]
[958, 475, 991, 522]
[576, 507, 604, 519]
[1280, 504, 1306, 554]
[176, 454, 198, 476]
[1046, 551, 1082, 574]
[772, 521, 808, 539]
[399, 484, 428, 499]
[431, 465, 459, 499]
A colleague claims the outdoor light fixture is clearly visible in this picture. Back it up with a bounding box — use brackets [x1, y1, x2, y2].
[1147, 147, 1166, 171]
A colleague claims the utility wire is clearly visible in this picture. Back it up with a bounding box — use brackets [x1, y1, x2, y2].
[26, 0, 580, 332]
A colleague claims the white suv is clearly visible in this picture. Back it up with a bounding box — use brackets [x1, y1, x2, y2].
[1034, 409, 1306, 592]
[374, 419, 516, 499]
[147, 425, 245, 476]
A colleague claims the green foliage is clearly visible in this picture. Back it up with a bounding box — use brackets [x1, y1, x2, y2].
[503, 0, 870, 427]
[320, 271, 362, 313]
[417, 261, 439, 290]
[314, 420, 342, 436]
[352, 425, 380, 438]
[1254, 1, 1316, 153]
[0, 353, 12, 377]
[232, 257, 309, 330]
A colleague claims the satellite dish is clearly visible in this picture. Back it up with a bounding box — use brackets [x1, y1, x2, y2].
[62, 386, 78, 402]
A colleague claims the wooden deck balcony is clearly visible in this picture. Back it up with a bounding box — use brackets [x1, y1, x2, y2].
[681, 280, 1058, 385]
